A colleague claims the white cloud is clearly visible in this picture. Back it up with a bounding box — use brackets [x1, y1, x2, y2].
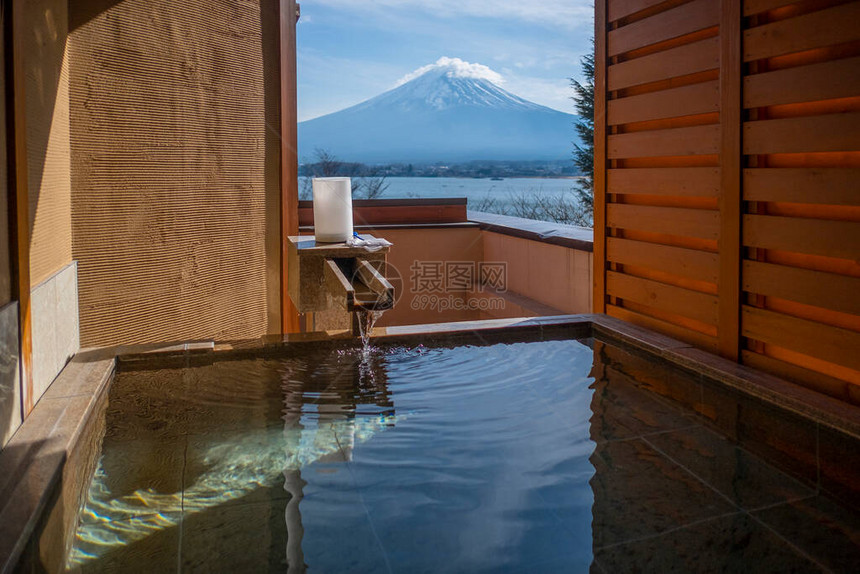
[307, 0, 592, 30]
[504, 75, 574, 114]
[395, 57, 504, 87]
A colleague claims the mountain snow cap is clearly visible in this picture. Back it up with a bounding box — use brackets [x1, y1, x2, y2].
[395, 57, 505, 87]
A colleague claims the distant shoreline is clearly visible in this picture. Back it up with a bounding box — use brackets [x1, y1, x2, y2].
[300, 175, 583, 180]
[383, 175, 582, 180]
[298, 175, 580, 203]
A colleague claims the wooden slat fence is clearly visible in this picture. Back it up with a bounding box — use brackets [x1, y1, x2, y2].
[595, 0, 860, 403]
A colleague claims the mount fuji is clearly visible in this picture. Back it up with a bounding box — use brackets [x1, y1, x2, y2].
[298, 58, 577, 164]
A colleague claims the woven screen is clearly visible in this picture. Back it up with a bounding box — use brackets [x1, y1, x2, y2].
[69, 0, 282, 346]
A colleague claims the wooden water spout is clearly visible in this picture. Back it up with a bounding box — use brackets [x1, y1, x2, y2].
[324, 258, 394, 312]
[287, 235, 394, 334]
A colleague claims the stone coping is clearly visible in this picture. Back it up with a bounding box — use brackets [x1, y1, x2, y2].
[589, 315, 860, 439]
[299, 222, 481, 232]
[298, 211, 596, 249]
[0, 355, 114, 574]
[2, 314, 858, 572]
[467, 210, 594, 252]
[298, 198, 467, 207]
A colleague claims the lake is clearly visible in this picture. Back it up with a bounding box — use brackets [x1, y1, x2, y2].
[299, 175, 590, 224]
[300, 176, 583, 208]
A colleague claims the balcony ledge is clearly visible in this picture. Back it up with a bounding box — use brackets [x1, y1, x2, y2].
[467, 210, 593, 252]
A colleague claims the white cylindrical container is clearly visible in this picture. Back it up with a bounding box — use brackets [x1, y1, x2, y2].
[312, 177, 354, 243]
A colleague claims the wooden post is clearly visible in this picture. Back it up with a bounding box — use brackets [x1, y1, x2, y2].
[280, 0, 301, 334]
[718, 0, 742, 360]
[4, 0, 33, 413]
[593, 0, 608, 314]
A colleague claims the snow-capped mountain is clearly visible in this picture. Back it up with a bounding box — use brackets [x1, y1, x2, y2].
[298, 58, 576, 164]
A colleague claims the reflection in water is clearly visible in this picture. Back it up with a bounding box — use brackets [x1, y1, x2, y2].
[69, 339, 602, 572]
[584, 340, 841, 572]
[68, 346, 400, 569]
[280, 344, 393, 573]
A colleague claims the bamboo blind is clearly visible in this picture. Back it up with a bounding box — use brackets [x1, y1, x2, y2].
[595, 0, 860, 403]
[69, 0, 283, 346]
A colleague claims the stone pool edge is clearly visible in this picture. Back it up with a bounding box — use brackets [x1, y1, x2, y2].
[0, 356, 114, 574]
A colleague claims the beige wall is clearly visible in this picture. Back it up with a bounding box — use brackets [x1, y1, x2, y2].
[369, 227, 485, 326]
[68, 0, 282, 347]
[31, 263, 79, 401]
[482, 232, 592, 315]
[348, 227, 592, 329]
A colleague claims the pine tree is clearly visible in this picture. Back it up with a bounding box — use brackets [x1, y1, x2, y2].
[570, 41, 595, 224]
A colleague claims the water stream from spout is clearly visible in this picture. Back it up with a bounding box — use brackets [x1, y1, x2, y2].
[356, 308, 385, 360]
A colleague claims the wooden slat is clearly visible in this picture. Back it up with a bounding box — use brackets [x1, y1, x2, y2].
[609, 204, 720, 239]
[608, 124, 719, 158]
[595, 0, 608, 314]
[743, 112, 860, 155]
[743, 261, 860, 316]
[607, 237, 719, 281]
[744, 56, 860, 108]
[743, 215, 860, 260]
[608, 80, 719, 125]
[743, 0, 798, 17]
[608, 36, 719, 90]
[741, 351, 853, 404]
[744, 168, 860, 205]
[718, 0, 742, 360]
[608, 167, 720, 196]
[608, 0, 672, 21]
[608, 303, 720, 351]
[280, 0, 300, 334]
[607, 271, 719, 324]
[744, 3, 860, 62]
[742, 306, 860, 371]
[608, 0, 719, 56]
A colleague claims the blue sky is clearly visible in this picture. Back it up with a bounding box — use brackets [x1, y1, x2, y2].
[297, 0, 594, 121]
